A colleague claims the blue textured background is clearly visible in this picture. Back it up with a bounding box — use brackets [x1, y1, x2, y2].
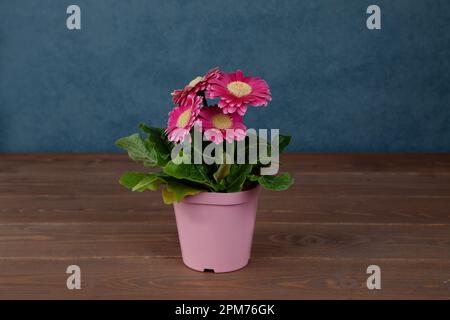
[1, 0, 449, 152]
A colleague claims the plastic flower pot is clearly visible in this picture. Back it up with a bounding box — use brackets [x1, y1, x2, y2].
[173, 185, 261, 273]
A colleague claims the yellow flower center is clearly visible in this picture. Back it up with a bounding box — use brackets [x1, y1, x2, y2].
[212, 114, 232, 129]
[177, 109, 192, 128]
[227, 81, 252, 97]
[188, 76, 204, 87]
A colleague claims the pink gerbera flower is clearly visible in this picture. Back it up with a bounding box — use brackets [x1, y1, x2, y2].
[165, 94, 202, 143]
[207, 70, 271, 116]
[171, 67, 222, 106]
[197, 106, 246, 144]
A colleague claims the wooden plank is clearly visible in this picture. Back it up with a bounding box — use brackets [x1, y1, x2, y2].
[2, 172, 450, 196]
[1, 154, 450, 177]
[1, 153, 450, 173]
[0, 153, 449, 299]
[0, 257, 448, 299]
[2, 155, 450, 199]
[0, 223, 448, 260]
[1, 193, 449, 224]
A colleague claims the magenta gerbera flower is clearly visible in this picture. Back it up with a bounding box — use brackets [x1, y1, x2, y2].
[165, 94, 202, 143]
[171, 67, 222, 106]
[207, 70, 271, 116]
[197, 105, 246, 144]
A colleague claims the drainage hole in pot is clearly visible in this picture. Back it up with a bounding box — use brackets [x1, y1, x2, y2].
[203, 268, 215, 273]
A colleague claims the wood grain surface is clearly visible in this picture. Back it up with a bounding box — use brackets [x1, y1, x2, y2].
[0, 153, 449, 299]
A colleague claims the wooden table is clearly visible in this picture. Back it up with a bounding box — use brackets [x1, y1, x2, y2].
[0, 154, 449, 299]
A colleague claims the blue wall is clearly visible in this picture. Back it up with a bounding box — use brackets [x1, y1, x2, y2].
[1, 0, 449, 152]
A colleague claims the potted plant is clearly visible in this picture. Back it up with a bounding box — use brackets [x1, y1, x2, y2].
[116, 67, 293, 273]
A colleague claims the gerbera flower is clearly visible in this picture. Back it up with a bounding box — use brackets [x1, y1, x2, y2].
[197, 105, 246, 144]
[207, 70, 271, 116]
[171, 67, 222, 106]
[165, 94, 202, 143]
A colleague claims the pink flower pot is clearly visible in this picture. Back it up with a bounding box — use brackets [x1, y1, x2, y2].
[173, 185, 261, 273]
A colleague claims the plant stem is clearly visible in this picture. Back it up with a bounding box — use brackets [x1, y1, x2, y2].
[213, 163, 231, 182]
[200, 91, 208, 107]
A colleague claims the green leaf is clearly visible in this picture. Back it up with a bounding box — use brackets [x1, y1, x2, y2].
[132, 175, 166, 192]
[139, 124, 171, 166]
[115, 133, 157, 167]
[162, 187, 176, 204]
[119, 171, 204, 203]
[247, 174, 260, 182]
[253, 173, 294, 191]
[162, 180, 204, 204]
[260, 134, 291, 157]
[119, 172, 166, 192]
[119, 172, 149, 189]
[163, 161, 212, 188]
[278, 135, 291, 154]
[138, 123, 165, 137]
[225, 164, 253, 192]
